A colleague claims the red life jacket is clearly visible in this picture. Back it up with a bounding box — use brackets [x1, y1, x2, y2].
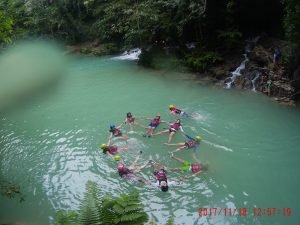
[127, 116, 135, 123]
[108, 146, 118, 154]
[171, 123, 181, 131]
[156, 170, 167, 181]
[191, 164, 201, 173]
[151, 118, 160, 125]
[118, 167, 131, 177]
[171, 107, 182, 114]
[186, 140, 196, 148]
[111, 128, 121, 136]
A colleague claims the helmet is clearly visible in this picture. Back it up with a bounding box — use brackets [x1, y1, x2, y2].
[117, 163, 124, 170]
[169, 104, 174, 109]
[110, 124, 115, 129]
[156, 114, 160, 118]
[195, 136, 202, 141]
[127, 112, 132, 117]
[114, 155, 121, 161]
[100, 143, 108, 149]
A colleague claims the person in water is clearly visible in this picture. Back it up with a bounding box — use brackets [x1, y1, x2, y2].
[266, 79, 272, 96]
[165, 134, 202, 162]
[148, 160, 176, 192]
[116, 153, 149, 183]
[169, 153, 208, 181]
[169, 105, 188, 117]
[141, 114, 168, 137]
[109, 124, 128, 140]
[100, 138, 128, 160]
[153, 119, 184, 143]
[123, 112, 145, 131]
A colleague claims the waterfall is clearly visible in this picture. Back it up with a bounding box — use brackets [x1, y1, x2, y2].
[226, 54, 249, 88]
[225, 36, 261, 89]
[251, 71, 261, 92]
[112, 48, 141, 60]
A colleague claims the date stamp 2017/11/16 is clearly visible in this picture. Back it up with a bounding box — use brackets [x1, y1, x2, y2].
[198, 208, 292, 217]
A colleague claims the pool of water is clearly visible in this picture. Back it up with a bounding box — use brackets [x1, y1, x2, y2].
[0, 54, 300, 225]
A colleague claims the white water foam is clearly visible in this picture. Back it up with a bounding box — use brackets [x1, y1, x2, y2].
[226, 54, 249, 88]
[251, 71, 261, 92]
[112, 48, 141, 60]
[204, 140, 233, 152]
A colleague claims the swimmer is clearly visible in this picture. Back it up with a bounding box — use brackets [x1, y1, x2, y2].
[109, 124, 128, 140]
[148, 160, 176, 192]
[169, 153, 208, 181]
[169, 105, 188, 117]
[123, 112, 145, 131]
[152, 119, 184, 143]
[140, 114, 168, 137]
[100, 140, 128, 160]
[116, 153, 149, 183]
[165, 134, 201, 162]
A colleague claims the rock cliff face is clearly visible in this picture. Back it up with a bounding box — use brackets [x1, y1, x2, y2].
[211, 37, 296, 106]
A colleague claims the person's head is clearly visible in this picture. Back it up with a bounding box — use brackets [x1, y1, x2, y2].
[117, 162, 124, 171]
[159, 180, 169, 192]
[127, 112, 132, 117]
[200, 162, 209, 171]
[155, 114, 160, 119]
[114, 155, 121, 161]
[110, 124, 115, 130]
[169, 105, 174, 110]
[195, 136, 202, 142]
[100, 143, 108, 150]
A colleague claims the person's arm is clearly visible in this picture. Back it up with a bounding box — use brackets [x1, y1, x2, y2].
[139, 116, 152, 120]
[107, 136, 112, 146]
[117, 123, 123, 129]
[176, 171, 203, 181]
[160, 120, 169, 123]
[179, 125, 184, 133]
[168, 167, 181, 172]
[185, 134, 194, 141]
[106, 152, 114, 160]
[108, 132, 113, 139]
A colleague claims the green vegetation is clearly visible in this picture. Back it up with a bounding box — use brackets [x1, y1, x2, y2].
[0, 0, 299, 74]
[54, 181, 149, 225]
[54, 181, 176, 225]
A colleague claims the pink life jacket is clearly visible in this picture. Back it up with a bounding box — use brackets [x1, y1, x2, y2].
[171, 122, 181, 131]
[151, 118, 160, 125]
[117, 164, 131, 177]
[191, 163, 201, 173]
[108, 146, 118, 154]
[186, 140, 196, 148]
[156, 170, 167, 182]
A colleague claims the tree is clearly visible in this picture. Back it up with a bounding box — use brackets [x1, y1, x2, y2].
[0, 12, 13, 44]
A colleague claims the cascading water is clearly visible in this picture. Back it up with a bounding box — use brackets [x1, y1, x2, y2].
[225, 54, 249, 88]
[112, 48, 141, 60]
[225, 36, 261, 89]
[251, 71, 261, 91]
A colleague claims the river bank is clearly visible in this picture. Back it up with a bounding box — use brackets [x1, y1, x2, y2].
[66, 36, 298, 106]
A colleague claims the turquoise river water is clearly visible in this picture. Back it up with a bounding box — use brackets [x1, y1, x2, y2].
[0, 53, 300, 225]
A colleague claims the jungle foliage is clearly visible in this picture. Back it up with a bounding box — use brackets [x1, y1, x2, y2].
[0, 0, 299, 71]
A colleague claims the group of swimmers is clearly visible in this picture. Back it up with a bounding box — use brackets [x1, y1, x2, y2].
[100, 105, 208, 192]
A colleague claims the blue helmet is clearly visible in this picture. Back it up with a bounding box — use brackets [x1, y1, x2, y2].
[110, 124, 115, 129]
